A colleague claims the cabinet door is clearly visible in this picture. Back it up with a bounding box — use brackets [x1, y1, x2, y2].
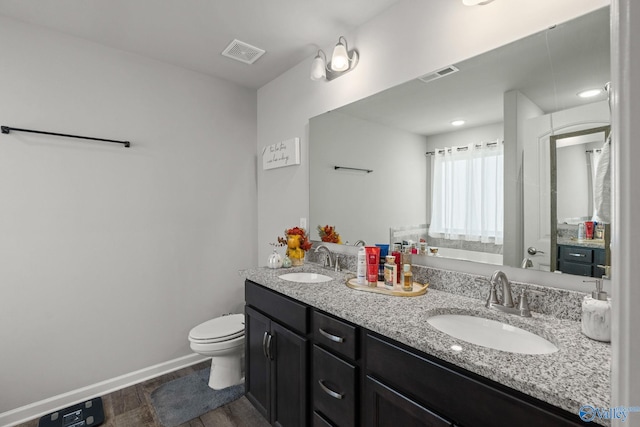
[271, 321, 309, 427]
[364, 376, 453, 427]
[245, 306, 271, 421]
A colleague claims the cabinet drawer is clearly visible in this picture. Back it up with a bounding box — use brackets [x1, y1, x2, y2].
[558, 246, 593, 263]
[313, 411, 336, 427]
[313, 310, 358, 360]
[364, 376, 452, 427]
[245, 280, 309, 334]
[313, 345, 357, 427]
[365, 333, 585, 427]
[558, 261, 593, 277]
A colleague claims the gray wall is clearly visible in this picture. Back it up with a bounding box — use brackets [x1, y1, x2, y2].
[0, 16, 257, 415]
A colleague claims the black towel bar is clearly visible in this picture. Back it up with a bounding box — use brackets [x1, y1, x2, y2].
[1, 126, 130, 147]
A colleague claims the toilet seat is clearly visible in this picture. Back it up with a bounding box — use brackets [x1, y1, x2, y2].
[188, 314, 245, 344]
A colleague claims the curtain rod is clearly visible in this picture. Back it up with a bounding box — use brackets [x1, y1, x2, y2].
[1, 126, 130, 148]
[425, 139, 503, 156]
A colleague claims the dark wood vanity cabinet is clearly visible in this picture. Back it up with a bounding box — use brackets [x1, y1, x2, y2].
[245, 280, 588, 427]
[364, 333, 588, 427]
[311, 310, 360, 427]
[557, 244, 606, 277]
[245, 281, 309, 427]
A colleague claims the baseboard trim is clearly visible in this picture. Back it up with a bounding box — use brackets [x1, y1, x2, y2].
[0, 353, 208, 427]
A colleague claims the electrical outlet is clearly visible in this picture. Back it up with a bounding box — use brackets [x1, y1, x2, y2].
[300, 217, 307, 229]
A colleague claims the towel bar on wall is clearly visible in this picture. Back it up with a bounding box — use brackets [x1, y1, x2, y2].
[1, 126, 130, 148]
[334, 166, 373, 173]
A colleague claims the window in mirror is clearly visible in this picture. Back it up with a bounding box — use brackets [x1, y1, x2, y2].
[429, 141, 503, 244]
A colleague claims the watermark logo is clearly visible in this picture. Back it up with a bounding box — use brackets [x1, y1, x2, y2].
[579, 405, 640, 422]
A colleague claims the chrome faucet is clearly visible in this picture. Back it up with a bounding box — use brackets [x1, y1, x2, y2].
[491, 270, 514, 308]
[314, 245, 334, 268]
[476, 270, 543, 317]
[353, 240, 366, 247]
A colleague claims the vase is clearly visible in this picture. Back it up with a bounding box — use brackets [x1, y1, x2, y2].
[291, 256, 304, 267]
[282, 255, 292, 268]
[268, 249, 283, 269]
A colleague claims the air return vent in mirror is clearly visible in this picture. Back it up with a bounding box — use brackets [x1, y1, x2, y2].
[221, 39, 266, 64]
[418, 65, 460, 83]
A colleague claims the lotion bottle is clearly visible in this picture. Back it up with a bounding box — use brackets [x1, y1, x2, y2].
[357, 247, 366, 285]
[581, 279, 611, 342]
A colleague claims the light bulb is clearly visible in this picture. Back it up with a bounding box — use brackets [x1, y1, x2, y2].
[310, 53, 326, 81]
[331, 42, 349, 72]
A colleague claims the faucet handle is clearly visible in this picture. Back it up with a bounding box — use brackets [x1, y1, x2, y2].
[517, 289, 544, 317]
[485, 281, 501, 307]
[517, 290, 532, 317]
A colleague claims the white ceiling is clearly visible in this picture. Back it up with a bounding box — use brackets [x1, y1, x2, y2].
[0, 0, 402, 89]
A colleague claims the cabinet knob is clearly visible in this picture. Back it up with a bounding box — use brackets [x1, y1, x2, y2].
[318, 379, 344, 400]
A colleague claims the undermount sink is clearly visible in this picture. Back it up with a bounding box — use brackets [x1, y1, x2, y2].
[427, 314, 558, 355]
[278, 272, 333, 283]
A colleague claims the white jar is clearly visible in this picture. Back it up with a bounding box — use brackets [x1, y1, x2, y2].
[581, 295, 611, 342]
[268, 250, 283, 269]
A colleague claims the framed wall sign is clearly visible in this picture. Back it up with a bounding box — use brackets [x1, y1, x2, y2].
[262, 137, 300, 170]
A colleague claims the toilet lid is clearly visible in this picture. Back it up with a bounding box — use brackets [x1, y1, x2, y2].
[189, 314, 245, 341]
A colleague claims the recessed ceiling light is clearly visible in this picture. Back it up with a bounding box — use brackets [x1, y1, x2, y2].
[577, 88, 604, 98]
[451, 120, 465, 126]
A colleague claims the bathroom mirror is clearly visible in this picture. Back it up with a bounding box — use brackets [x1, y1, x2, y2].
[309, 6, 610, 277]
[550, 126, 611, 276]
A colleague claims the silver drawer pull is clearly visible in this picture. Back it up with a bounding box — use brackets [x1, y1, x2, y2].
[262, 331, 269, 359]
[319, 328, 344, 343]
[318, 380, 344, 400]
[569, 253, 586, 257]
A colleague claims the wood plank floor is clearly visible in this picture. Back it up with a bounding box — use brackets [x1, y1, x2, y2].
[14, 361, 270, 427]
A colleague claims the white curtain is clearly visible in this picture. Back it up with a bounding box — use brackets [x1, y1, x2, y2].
[592, 135, 611, 224]
[429, 141, 504, 244]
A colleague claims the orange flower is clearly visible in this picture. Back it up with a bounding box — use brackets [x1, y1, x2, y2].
[317, 225, 341, 244]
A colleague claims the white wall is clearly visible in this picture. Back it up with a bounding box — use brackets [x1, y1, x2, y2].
[0, 16, 257, 416]
[611, 1, 640, 424]
[309, 111, 427, 245]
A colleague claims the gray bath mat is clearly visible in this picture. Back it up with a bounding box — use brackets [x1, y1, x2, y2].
[150, 368, 245, 427]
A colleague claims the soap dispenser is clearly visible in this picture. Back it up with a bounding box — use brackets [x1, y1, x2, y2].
[581, 279, 611, 342]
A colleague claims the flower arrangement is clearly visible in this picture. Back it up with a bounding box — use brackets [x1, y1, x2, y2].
[278, 227, 312, 265]
[317, 225, 342, 244]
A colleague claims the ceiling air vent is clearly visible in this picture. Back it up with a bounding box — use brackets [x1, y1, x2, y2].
[418, 65, 459, 83]
[221, 39, 266, 65]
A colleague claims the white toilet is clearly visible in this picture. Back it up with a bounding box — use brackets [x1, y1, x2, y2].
[188, 313, 245, 390]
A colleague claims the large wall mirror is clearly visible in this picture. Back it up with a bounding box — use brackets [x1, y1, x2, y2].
[309, 6, 610, 279]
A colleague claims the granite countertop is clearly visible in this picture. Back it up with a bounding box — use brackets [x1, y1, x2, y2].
[241, 264, 611, 425]
[557, 236, 606, 249]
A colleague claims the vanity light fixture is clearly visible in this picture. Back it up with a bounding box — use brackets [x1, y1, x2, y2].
[310, 36, 359, 81]
[451, 119, 466, 126]
[577, 88, 604, 98]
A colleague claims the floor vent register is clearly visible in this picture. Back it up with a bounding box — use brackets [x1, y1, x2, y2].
[38, 397, 104, 427]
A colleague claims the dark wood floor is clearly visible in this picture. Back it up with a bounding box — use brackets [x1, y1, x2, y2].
[14, 361, 270, 427]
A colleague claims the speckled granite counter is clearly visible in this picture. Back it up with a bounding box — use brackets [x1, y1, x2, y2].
[241, 264, 611, 425]
[558, 236, 606, 249]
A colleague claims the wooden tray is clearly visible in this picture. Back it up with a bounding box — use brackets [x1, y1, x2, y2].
[346, 278, 429, 297]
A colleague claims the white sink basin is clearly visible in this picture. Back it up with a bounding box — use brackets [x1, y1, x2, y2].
[427, 314, 558, 355]
[278, 272, 333, 283]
